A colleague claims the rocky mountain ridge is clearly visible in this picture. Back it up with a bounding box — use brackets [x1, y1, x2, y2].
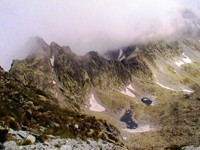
[9, 37, 153, 112]
[1, 12, 200, 149]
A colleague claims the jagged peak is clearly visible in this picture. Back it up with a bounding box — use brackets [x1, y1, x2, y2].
[50, 42, 74, 56]
[85, 51, 101, 58]
[25, 36, 51, 58]
[62, 46, 72, 53]
[29, 36, 46, 44]
[50, 41, 60, 48]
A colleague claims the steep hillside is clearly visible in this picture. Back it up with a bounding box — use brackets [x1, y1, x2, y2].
[0, 66, 125, 147]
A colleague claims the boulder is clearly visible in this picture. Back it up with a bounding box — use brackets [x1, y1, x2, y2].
[3, 141, 18, 150]
[17, 130, 28, 138]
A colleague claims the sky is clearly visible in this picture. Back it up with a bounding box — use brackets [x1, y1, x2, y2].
[0, 0, 200, 70]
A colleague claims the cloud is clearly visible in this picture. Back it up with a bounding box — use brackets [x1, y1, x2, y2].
[0, 0, 199, 70]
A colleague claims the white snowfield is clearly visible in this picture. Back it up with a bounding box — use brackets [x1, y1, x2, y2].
[50, 55, 55, 66]
[156, 82, 175, 91]
[175, 53, 192, 67]
[123, 125, 154, 133]
[120, 85, 135, 97]
[89, 94, 105, 112]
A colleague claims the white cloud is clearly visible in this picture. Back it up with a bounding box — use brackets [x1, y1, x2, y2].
[0, 0, 199, 70]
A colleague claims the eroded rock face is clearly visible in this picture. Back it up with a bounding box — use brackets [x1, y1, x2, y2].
[8, 37, 153, 111]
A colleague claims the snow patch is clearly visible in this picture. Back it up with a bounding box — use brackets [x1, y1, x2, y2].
[175, 53, 192, 67]
[182, 53, 192, 63]
[156, 82, 175, 91]
[118, 49, 125, 61]
[175, 61, 184, 67]
[123, 125, 154, 133]
[89, 94, 105, 112]
[127, 84, 135, 91]
[50, 55, 55, 66]
[120, 88, 135, 97]
[120, 55, 125, 61]
[182, 89, 194, 94]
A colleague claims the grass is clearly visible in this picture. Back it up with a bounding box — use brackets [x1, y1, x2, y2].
[126, 80, 200, 149]
[180, 62, 200, 87]
[96, 90, 137, 112]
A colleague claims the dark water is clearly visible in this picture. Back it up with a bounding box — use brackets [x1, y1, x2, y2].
[141, 97, 152, 106]
[120, 109, 138, 129]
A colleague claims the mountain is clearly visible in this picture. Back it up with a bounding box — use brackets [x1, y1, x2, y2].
[1, 10, 200, 150]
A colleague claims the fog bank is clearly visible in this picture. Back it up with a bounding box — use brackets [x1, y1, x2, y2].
[0, 0, 200, 70]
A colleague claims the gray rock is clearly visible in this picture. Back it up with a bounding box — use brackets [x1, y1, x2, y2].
[3, 131, 124, 150]
[13, 134, 22, 141]
[18, 130, 28, 138]
[3, 141, 19, 150]
[8, 129, 15, 135]
[60, 145, 72, 150]
[182, 146, 200, 150]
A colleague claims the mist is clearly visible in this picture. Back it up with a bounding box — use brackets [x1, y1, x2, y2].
[0, 0, 200, 70]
